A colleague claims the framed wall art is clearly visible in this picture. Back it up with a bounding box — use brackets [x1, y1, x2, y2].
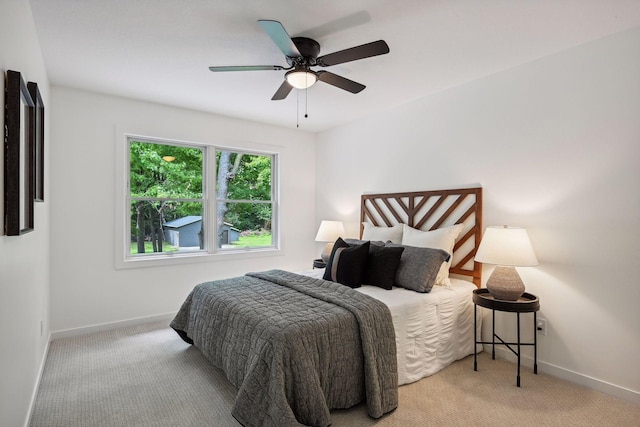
[4, 70, 35, 235]
[28, 81, 45, 202]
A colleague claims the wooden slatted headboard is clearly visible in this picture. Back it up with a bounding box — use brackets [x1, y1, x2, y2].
[360, 187, 483, 287]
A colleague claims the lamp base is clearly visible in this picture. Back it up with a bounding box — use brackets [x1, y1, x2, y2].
[486, 266, 525, 301]
[320, 242, 335, 263]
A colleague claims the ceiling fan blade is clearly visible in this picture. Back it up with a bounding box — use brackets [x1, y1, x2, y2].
[317, 40, 389, 67]
[209, 65, 286, 72]
[258, 20, 302, 58]
[271, 81, 293, 100]
[316, 71, 365, 94]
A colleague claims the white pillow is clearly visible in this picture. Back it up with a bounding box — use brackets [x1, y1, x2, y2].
[362, 222, 403, 244]
[401, 223, 464, 286]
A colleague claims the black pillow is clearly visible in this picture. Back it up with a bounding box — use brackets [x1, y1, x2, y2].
[344, 238, 385, 247]
[323, 238, 370, 288]
[362, 245, 405, 290]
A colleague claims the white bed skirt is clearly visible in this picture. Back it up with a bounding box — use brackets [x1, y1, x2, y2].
[303, 269, 482, 385]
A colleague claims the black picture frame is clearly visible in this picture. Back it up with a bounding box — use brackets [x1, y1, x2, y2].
[4, 70, 35, 235]
[28, 81, 45, 202]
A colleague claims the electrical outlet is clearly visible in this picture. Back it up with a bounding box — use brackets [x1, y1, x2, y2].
[536, 318, 547, 336]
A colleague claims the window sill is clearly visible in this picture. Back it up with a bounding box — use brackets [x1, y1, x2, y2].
[116, 247, 283, 269]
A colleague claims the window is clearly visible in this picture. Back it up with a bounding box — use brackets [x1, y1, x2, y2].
[124, 136, 278, 264]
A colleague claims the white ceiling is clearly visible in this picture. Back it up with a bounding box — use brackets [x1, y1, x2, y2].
[30, 0, 640, 132]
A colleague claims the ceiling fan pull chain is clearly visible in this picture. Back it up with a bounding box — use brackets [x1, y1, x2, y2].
[296, 89, 300, 128]
[305, 85, 309, 119]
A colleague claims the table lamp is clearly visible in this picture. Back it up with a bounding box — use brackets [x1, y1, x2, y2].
[315, 220, 345, 262]
[474, 225, 538, 301]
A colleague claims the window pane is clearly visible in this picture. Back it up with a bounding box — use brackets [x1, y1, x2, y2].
[218, 202, 273, 249]
[216, 151, 272, 200]
[130, 200, 204, 255]
[130, 141, 203, 199]
[129, 140, 205, 257]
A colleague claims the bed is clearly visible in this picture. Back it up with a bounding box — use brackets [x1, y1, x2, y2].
[171, 187, 483, 427]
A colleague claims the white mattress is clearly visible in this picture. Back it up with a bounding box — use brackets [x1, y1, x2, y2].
[302, 269, 481, 385]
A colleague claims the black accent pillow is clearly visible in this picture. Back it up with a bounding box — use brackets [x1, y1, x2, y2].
[362, 245, 405, 290]
[344, 238, 385, 247]
[323, 238, 370, 288]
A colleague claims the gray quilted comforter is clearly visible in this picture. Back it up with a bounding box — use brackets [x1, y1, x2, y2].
[170, 269, 397, 427]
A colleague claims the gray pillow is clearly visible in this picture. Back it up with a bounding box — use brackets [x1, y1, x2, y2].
[386, 243, 451, 293]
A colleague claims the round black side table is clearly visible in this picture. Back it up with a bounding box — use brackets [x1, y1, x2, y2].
[312, 259, 327, 269]
[473, 288, 540, 387]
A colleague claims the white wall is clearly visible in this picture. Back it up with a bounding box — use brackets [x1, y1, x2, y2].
[0, 1, 51, 425]
[49, 87, 317, 333]
[316, 27, 640, 401]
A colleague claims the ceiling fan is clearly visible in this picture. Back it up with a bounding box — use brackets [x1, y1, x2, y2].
[209, 20, 390, 100]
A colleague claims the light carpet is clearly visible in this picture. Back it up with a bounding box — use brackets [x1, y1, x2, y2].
[29, 321, 639, 426]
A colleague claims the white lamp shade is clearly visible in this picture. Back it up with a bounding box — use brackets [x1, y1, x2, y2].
[315, 220, 345, 242]
[474, 226, 538, 267]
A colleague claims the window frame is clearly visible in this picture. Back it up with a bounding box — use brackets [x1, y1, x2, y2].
[115, 132, 281, 269]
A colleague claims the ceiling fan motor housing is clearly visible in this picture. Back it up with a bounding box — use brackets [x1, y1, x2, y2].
[289, 37, 321, 66]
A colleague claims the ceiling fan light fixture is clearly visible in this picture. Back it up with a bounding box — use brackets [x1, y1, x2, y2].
[285, 69, 317, 89]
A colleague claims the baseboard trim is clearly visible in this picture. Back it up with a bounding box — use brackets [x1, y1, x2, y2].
[51, 312, 177, 340]
[24, 333, 51, 427]
[487, 346, 640, 405]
